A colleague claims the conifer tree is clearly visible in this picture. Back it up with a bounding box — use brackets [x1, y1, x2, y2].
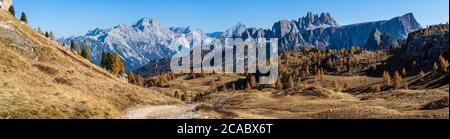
[174, 91, 180, 99]
[112, 52, 125, 76]
[128, 71, 137, 84]
[394, 71, 402, 89]
[420, 70, 425, 81]
[8, 6, 15, 17]
[375, 84, 381, 93]
[334, 80, 341, 92]
[433, 62, 439, 71]
[137, 76, 145, 87]
[439, 55, 449, 72]
[45, 32, 49, 38]
[383, 71, 391, 86]
[100, 52, 113, 72]
[402, 67, 407, 77]
[20, 12, 28, 23]
[81, 43, 90, 61]
[74, 44, 81, 55]
[343, 81, 350, 90]
[70, 39, 75, 51]
[275, 78, 283, 90]
[181, 94, 186, 101]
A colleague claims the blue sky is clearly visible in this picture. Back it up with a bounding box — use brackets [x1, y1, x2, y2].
[14, 0, 449, 38]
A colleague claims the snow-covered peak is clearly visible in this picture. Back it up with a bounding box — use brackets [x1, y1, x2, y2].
[223, 22, 247, 37]
[132, 17, 161, 30]
[68, 17, 214, 71]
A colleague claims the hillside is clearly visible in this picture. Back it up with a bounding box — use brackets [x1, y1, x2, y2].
[0, 11, 179, 119]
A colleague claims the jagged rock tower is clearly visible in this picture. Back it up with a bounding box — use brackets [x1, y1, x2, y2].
[0, 0, 12, 11]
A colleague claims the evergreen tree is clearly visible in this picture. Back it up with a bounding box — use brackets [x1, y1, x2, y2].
[174, 91, 180, 99]
[100, 52, 114, 72]
[180, 94, 186, 101]
[70, 39, 75, 51]
[81, 43, 90, 61]
[20, 12, 28, 23]
[8, 5, 15, 17]
[45, 32, 49, 38]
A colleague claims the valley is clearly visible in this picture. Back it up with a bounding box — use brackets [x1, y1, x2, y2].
[0, 7, 448, 119]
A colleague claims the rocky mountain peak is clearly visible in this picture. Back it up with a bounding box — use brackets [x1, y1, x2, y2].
[133, 17, 161, 30]
[272, 19, 299, 38]
[223, 22, 247, 37]
[297, 12, 339, 31]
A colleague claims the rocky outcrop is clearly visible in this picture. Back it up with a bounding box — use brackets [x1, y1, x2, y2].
[364, 28, 396, 50]
[400, 23, 449, 67]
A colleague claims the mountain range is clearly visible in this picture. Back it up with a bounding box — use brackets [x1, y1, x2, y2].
[64, 12, 422, 71]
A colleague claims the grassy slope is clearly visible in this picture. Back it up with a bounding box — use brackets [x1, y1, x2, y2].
[0, 11, 180, 119]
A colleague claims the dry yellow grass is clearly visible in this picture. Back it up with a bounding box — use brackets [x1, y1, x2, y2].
[0, 11, 180, 119]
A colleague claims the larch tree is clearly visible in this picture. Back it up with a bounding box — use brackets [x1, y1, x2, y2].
[382, 71, 391, 86]
[275, 78, 283, 90]
[128, 71, 137, 85]
[375, 84, 381, 93]
[420, 70, 425, 81]
[402, 67, 407, 77]
[137, 76, 145, 87]
[432, 62, 439, 71]
[334, 80, 341, 92]
[74, 44, 81, 55]
[343, 81, 350, 90]
[439, 55, 449, 72]
[112, 52, 125, 76]
[394, 71, 402, 89]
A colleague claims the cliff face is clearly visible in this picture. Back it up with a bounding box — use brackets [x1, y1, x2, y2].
[401, 24, 449, 67]
[383, 23, 449, 72]
[364, 28, 395, 50]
